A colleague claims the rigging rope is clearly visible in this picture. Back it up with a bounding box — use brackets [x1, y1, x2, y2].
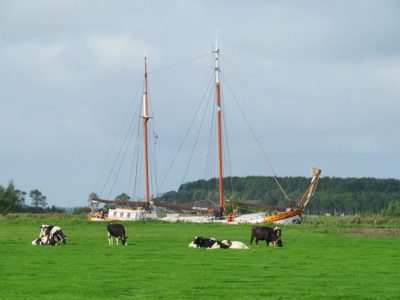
[158, 70, 214, 190]
[99, 102, 142, 199]
[92, 82, 142, 195]
[107, 115, 139, 200]
[220, 71, 292, 203]
[219, 84, 235, 197]
[148, 53, 210, 74]
[181, 79, 214, 185]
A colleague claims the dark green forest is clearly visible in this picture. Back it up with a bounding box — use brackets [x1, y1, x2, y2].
[157, 176, 400, 215]
[2, 176, 400, 216]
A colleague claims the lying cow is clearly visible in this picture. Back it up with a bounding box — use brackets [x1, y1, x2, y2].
[220, 240, 249, 250]
[32, 235, 59, 246]
[250, 226, 282, 247]
[32, 225, 67, 246]
[107, 223, 128, 246]
[189, 236, 218, 248]
[189, 236, 249, 250]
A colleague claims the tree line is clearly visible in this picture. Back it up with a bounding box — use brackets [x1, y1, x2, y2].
[156, 176, 400, 215]
[0, 181, 64, 213]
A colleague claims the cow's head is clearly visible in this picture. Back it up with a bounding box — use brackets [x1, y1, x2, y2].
[273, 227, 281, 237]
[193, 236, 203, 246]
[39, 225, 49, 237]
[275, 238, 283, 247]
[120, 236, 128, 245]
[32, 238, 41, 245]
[221, 240, 232, 248]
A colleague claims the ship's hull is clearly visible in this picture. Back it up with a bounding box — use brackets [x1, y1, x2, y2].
[263, 209, 303, 224]
[88, 207, 303, 225]
[88, 207, 158, 222]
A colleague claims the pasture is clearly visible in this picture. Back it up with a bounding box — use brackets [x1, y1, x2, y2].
[0, 215, 399, 299]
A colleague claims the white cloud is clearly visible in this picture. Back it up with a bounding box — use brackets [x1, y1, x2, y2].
[1, 39, 77, 83]
[87, 34, 159, 71]
[3, 41, 65, 68]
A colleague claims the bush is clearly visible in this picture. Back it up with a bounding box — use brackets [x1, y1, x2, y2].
[382, 200, 400, 217]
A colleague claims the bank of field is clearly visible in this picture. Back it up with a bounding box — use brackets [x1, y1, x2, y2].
[0, 216, 399, 299]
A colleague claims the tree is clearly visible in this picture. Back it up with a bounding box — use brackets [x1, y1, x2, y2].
[15, 189, 26, 208]
[89, 192, 99, 201]
[382, 200, 400, 217]
[30, 189, 47, 209]
[0, 181, 20, 213]
[115, 193, 131, 201]
[88, 192, 99, 212]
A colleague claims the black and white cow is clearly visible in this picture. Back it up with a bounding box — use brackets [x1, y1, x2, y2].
[189, 236, 219, 248]
[32, 225, 67, 246]
[221, 240, 249, 250]
[250, 226, 282, 247]
[189, 236, 249, 250]
[107, 223, 128, 246]
[32, 235, 58, 246]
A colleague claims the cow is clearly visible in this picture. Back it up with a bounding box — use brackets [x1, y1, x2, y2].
[32, 235, 58, 246]
[107, 223, 128, 246]
[189, 236, 249, 250]
[220, 240, 249, 250]
[32, 225, 67, 246]
[250, 226, 283, 247]
[189, 236, 218, 248]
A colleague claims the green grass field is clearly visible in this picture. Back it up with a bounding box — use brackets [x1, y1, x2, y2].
[0, 215, 399, 299]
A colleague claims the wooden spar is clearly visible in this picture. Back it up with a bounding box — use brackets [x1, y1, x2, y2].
[214, 39, 224, 215]
[142, 56, 150, 210]
[296, 168, 321, 209]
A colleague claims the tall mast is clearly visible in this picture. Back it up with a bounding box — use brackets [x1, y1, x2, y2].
[214, 37, 224, 216]
[142, 56, 150, 210]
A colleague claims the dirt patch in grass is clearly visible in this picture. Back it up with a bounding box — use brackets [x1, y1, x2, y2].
[342, 228, 400, 237]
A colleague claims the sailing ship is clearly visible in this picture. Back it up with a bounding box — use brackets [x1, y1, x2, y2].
[88, 40, 321, 224]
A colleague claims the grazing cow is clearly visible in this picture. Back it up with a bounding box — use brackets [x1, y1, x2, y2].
[32, 225, 67, 246]
[250, 226, 283, 247]
[189, 236, 249, 250]
[107, 223, 128, 246]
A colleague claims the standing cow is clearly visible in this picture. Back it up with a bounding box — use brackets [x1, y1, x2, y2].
[250, 226, 282, 247]
[107, 223, 128, 246]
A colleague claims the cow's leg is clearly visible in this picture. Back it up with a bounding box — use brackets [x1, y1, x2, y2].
[108, 232, 112, 245]
[250, 234, 254, 246]
[116, 238, 119, 246]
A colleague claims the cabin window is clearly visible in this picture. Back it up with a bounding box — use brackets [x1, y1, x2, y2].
[127, 213, 131, 218]
[120, 212, 124, 218]
[113, 212, 117, 217]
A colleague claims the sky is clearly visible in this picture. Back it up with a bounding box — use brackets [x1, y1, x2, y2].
[1, 0, 399, 207]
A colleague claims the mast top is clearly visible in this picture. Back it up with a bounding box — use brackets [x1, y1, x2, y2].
[214, 34, 220, 85]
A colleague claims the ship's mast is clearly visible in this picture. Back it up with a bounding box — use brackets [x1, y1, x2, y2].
[142, 56, 150, 210]
[214, 37, 224, 216]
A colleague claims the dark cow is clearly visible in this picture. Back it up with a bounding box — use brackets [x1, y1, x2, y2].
[250, 226, 282, 247]
[32, 225, 67, 246]
[107, 223, 128, 246]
